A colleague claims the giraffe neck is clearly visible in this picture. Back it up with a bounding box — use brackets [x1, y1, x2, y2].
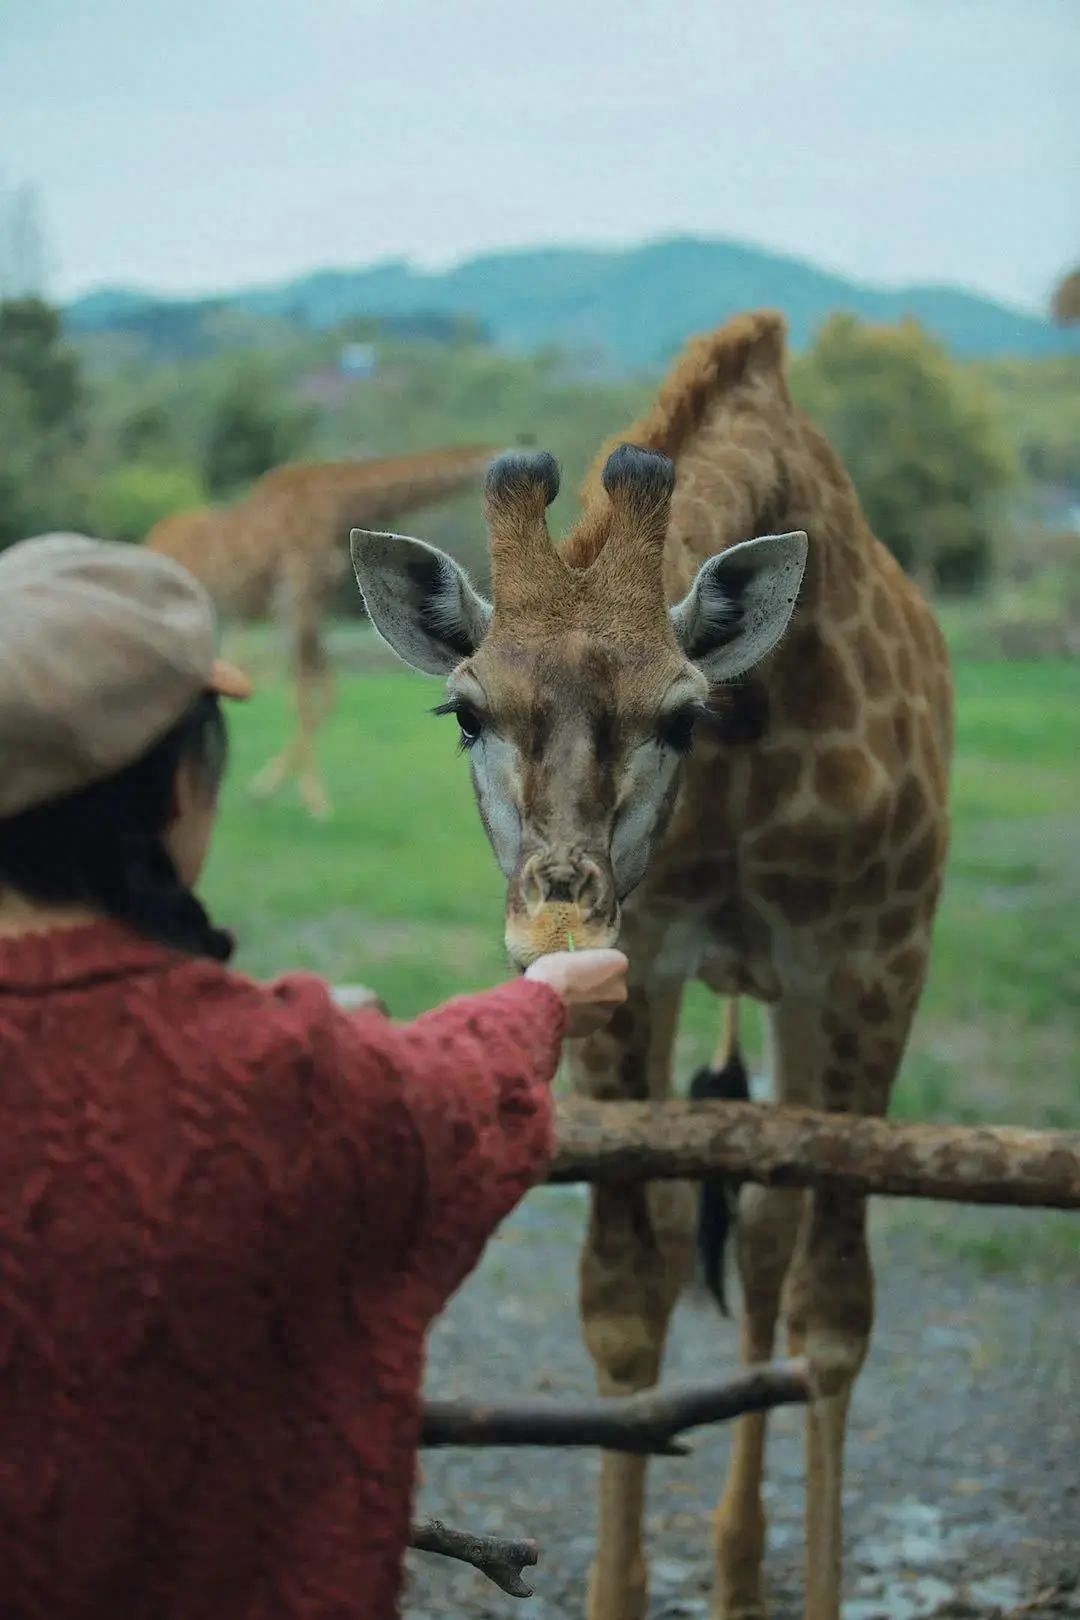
[666, 388, 872, 601]
[340, 454, 493, 525]
[264, 447, 496, 526]
[567, 313, 874, 624]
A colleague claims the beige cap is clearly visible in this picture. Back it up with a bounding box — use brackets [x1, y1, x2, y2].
[0, 531, 252, 819]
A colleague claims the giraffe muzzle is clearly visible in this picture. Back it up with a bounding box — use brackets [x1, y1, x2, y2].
[504, 852, 620, 967]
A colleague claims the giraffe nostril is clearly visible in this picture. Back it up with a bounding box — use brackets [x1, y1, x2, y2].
[521, 854, 611, 916]
[573, 859, 606, 912]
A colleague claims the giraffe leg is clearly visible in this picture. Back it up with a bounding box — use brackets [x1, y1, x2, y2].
[712, 1183, 803, 1619]
[571, 981, 697, 1620]
[779, 956, 924, 1620]
[713, 994, 828, 1620]
[289, 608, 334, 820]
[293, 668, 332, 820]
[249, 606, 333, 819]
[248, 737, 301, 802]
[784, 1187, 872, 1620]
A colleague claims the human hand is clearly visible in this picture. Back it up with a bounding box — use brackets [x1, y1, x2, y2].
[525, 948, 629, 1039]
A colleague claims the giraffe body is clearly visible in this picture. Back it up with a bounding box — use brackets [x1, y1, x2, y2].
[148, 446, 498, 816]
[351, 312, 953, 1620]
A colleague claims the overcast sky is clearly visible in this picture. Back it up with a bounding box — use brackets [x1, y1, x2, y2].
[2, 0, 1077, 311]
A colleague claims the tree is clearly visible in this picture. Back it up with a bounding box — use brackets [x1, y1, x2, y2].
[0, 182, 48, 300]
[116, 401, 176, 463]
[790, 315, 1016, 592]
[90, 464, 207, 543]
[202, 361, 312, 497]
[0, 297, 82, 436]
[0, 297, 86, 547]
[1050, 268, 1080, 326]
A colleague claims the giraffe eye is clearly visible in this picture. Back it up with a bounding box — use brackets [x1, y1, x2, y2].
[658, 705, 701, 755]
[455, 703, 484, 748]
[432, 697, 485, 751]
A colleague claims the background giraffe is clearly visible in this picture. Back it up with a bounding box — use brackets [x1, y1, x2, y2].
[147, 444, 497, 816]
[352, 309, 954, 1620]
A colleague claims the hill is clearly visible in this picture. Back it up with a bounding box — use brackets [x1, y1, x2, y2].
[65, 235, 1078, 371]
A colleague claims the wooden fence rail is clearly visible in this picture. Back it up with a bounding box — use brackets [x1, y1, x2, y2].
[331, 990, 1079, 1593]
[549, 1098, 1080, 1208]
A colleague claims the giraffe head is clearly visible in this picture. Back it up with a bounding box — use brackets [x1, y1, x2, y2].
[352, 447, 806, 968]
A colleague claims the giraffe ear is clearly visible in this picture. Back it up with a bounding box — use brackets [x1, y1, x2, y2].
[671, 531, 808, 683]
[350, 529, 492, 676]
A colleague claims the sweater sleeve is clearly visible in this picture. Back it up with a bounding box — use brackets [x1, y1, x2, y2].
[345, 978, 566, 1312]
[264, 972, 566, 1316]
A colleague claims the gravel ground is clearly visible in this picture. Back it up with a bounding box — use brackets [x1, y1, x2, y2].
[405, 1187, 1079, 1620]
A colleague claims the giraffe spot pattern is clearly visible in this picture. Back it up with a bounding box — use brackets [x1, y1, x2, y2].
[751, 822, 839, 872]
[897, 827, 940, 893]
[847, 859, 889, 907]
[857, 985, 892, 1026]
[814, 746, 878, 813]
[878, 904, 919, 948]
[889, 775, 927, 847]
[758, 873, 834, 924]
[851, 622, 893, 700]
[779, 624, 859, 732]
[745, 748, 803, 824]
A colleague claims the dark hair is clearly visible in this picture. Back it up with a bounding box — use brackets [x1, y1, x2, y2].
[0, 692, 234, 962]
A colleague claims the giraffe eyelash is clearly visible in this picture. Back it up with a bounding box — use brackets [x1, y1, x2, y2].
[657, 700, 710, 754]
[431, 698, 485, 751]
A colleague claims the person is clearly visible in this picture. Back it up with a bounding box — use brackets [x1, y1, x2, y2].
[0, 532, 629, 1620]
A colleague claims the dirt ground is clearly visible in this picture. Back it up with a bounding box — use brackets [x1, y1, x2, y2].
[405, 1187, 1079, 1620]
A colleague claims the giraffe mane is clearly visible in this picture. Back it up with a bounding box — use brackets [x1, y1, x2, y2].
[564, 311, 791, 571]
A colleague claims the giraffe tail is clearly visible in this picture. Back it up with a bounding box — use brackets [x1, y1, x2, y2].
[687, 998, 749, 1317]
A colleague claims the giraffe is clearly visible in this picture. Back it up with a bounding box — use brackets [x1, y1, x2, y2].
[147, 444, 498, 817]
[351, 310, 954, 1620]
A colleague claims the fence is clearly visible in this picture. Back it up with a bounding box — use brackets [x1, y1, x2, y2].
[409, 1096, 1080, 1594]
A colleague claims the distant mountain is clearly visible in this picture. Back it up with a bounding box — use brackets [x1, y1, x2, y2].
[65, 235, 1078, 370]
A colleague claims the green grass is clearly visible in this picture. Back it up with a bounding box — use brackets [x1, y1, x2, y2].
[209, 636, 1079, 1121]
[203, 634, 1079, 1272]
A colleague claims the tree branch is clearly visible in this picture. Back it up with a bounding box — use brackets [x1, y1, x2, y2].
[408, 1518, 539, 1598]
[421, 1360, 810, 1455]
[549, 1099, 1080, 1209]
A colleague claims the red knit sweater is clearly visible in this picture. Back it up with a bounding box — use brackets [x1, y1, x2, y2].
[0, 921, 565, 1620]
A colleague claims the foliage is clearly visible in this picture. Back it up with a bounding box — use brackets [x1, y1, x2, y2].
[0, 298, 88, 545]
[90, 463, 207, 543]
[202, 360, 314, 498]
[971, 356, 1080, 488]
[0, 297, 82, 434]
[2, 292, 1064, 600]
[115, 400, 176, 463]
[311, 339, 648, 584]
[1051, 268, 1080, 326]
[791, 315, 1018, 591]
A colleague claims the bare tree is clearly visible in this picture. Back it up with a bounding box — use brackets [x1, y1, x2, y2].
[0, 180, 49, 299]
